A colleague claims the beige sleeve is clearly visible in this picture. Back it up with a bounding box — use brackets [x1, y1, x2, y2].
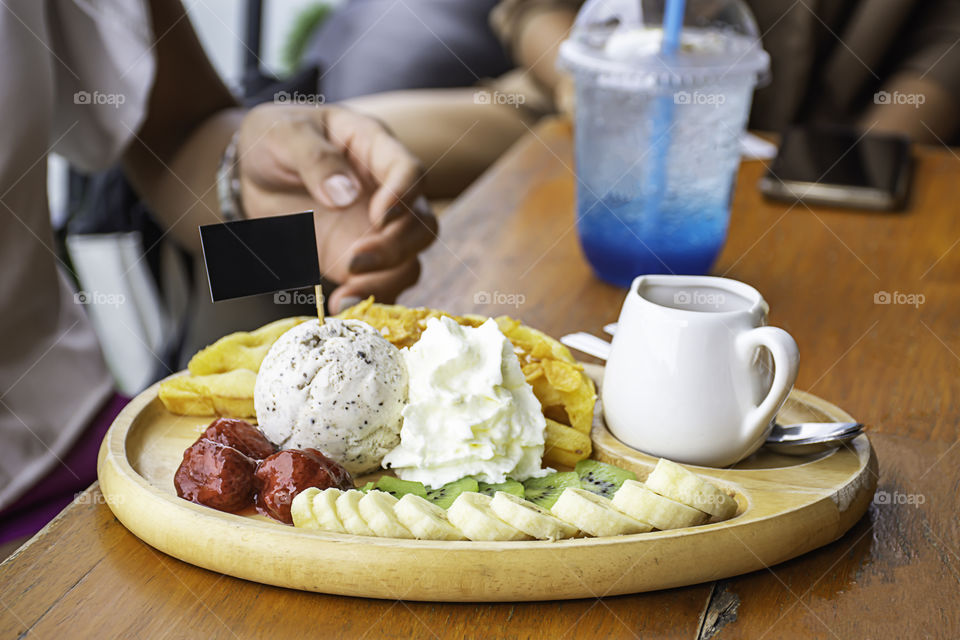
[47, 0, 155, 172]
[490, 0, 583, 58]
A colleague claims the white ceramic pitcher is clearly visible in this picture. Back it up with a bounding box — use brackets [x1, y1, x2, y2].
[602, 275, 799, 467]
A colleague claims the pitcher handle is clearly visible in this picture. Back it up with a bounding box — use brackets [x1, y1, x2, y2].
[736, 326, 800, 442]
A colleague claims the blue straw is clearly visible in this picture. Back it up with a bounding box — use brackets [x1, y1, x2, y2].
[662, 0, 686, 56]
[644, 0, 686, 273]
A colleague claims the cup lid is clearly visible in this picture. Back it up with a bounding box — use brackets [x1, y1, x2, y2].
[558, 0, 770, 88]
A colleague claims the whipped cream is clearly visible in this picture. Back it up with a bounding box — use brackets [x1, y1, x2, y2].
[382, 316, 547, 488]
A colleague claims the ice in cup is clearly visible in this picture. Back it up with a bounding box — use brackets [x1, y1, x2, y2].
[559, 0, 770, 287]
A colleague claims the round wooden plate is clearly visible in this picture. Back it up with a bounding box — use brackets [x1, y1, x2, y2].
[98, 365, 877, 602]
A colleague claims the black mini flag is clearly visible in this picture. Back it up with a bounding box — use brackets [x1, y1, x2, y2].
[199, 211, 320, 301]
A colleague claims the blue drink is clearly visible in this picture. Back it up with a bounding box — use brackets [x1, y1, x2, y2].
[572, 72, 751, 286]
[559, 3, 769, 287]
[577, 197, 728, 287]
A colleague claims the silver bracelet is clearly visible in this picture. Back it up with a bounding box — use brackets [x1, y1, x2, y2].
[216, 131, 246, 221]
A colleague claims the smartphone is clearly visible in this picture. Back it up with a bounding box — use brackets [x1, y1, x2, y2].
[759, 125, 911, 211]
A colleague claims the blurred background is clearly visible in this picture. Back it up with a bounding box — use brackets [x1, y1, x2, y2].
[57, 0, 346, 396]
[57, 0, 520, 395]
[56, 0, 960, 396]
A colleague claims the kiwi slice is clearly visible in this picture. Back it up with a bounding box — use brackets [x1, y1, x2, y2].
[523, 472, 580, 509]
[359, 481, 375, 493]
[374, 476, 427, 499]
[477, 479, 525, 499]
[426, 477, 479, 509]
[575, 460, 636, 498]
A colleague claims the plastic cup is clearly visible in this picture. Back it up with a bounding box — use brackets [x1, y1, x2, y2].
[559, 0, 770, 287]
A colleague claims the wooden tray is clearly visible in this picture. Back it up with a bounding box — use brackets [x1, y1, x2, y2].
[98, 365, 877, 602]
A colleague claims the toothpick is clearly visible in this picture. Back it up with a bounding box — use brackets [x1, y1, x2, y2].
[315, 284, 325, 325]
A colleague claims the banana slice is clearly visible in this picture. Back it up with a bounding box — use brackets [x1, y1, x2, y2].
[358, 490, 415, 539]
[336, 489, 376, 536]
[645, 459, 738, 520]
[551, 487, 652, 537]
[490, 491, 578, 541]
[311, 488, 347, 533]
[447, 492, 530, 541]
[290, 487, 321, 529]
[394, 494, 466, 541]
[612, 480, 708, 530]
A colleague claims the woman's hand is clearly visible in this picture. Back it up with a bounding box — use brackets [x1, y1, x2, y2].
[236, 103, 438, 311]
[123, 0, 435, 312]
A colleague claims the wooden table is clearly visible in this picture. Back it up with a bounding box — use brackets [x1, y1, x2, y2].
[2, 118, 958, 638]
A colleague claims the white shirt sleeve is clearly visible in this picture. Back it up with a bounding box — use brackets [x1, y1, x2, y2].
[47, 0, 156, 172]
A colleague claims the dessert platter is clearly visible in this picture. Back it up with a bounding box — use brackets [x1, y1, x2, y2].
[98, 298, 876, 601]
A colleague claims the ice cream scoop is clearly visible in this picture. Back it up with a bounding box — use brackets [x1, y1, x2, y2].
[254, 318, 408, 474]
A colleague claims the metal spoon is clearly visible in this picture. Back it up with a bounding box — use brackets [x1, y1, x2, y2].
[560, 332, 865, 455]
[767, 421, 863, 442]
[764, 422, 864, 455]
[561, 332, 612, 360]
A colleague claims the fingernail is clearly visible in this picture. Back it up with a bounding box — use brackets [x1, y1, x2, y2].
[323, 174, 359, 207]
[337, 296, 363, 313]
[349, 252, 380, 273]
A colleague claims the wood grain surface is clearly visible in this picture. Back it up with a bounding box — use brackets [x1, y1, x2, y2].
[2, 118, 959, 638]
